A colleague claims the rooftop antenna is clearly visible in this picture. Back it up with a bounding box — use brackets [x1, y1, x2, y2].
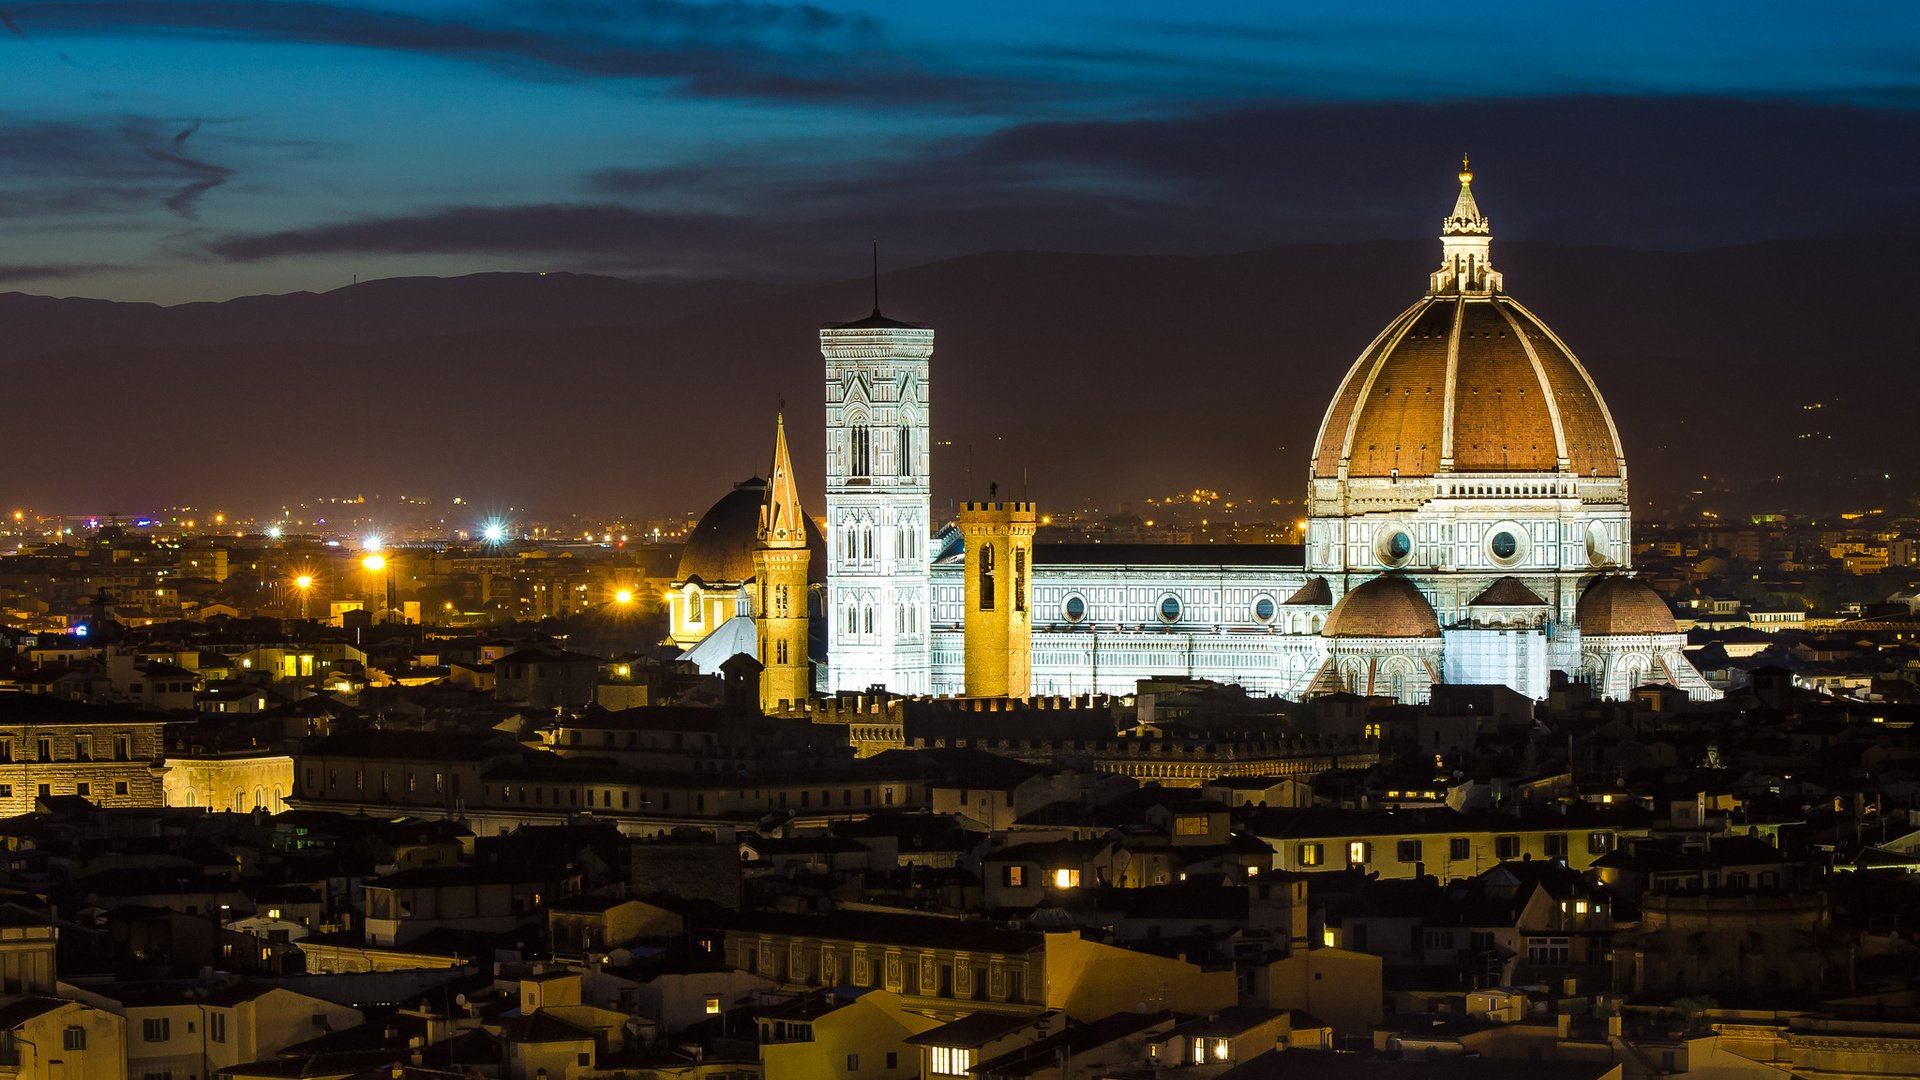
[871, 239, 880, 316]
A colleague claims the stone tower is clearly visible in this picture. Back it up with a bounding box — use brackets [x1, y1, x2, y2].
[822, 301, 933, 695]
[754, 412, 813, 711]
[958, 500, 1037, 699]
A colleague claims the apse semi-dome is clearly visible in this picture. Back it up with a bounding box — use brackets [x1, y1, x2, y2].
[677, 477, 826, 584]
[1312, 163, 1625, 483]
[1577, 576, 1678, 636]
[1322, 574, 1441, 638]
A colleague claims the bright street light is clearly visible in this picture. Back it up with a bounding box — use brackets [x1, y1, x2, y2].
[614, 588, 634, 605]
[361, 554, 386, 572]
[295, 575, 313, 590]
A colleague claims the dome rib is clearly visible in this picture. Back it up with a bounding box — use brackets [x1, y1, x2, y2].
[1438, 296, 1464, 467]
[1494, 301, 1571, 470]
[1504, 296, 1627, 477]
[1312, 299, 1426, 479]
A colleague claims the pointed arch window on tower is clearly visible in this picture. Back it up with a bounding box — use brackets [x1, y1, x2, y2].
[979, 545, 996, 611]
[862, 602, 874, 636]
[861, 523, 874, 561]
[899, 423, 912, 477]
[1014, 548, 1027, 613]
[851, 424, 872, 479]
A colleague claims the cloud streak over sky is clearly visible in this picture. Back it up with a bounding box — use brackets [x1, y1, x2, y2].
[202, 98, 1920, 279]
[0, 1, 1915, 300]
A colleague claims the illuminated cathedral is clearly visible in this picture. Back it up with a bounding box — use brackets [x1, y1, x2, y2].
[666, 164, 1716, 708]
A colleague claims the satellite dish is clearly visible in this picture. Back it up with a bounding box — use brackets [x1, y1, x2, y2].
[455, 993, 468, 1007]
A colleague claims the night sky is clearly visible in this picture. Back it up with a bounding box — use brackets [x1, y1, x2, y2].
[3, 1, 1918, 304]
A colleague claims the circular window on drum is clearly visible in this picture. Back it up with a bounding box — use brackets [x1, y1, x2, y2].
[1253, 595, 1277, 624]
[1586, 521, 1611, 567]
[1487, 524, 1528, 567]
[1375, 524, 1415, 568]
[1159, 594, 1183, 623]
[1062, 594, 1087, 623]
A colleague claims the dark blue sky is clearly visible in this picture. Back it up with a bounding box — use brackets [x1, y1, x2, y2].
[1, 0, 1916, 301]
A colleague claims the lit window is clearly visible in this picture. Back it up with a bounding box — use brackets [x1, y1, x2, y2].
[1051, 867, 1081, 889]
[1575, 901, 1589, 915]
[1347, 841, 1370, 865]
[1322, 929, 1336, 947]
[929, 1047, 974, 1076]
[705, 996, 721, 1015]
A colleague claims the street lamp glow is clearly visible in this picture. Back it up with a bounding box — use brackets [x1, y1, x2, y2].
[295, 575, 313, 590]
[481, 521, 507, 543]
[265, 525, 282, 540]
[361, 554, 386, 572]
[361, 534, 384, 553]
[614, 588, 633, 605]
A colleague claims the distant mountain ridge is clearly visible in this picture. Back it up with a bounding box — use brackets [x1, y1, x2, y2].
[3, 236, 1913, 518]
[0, 273, 772, 361]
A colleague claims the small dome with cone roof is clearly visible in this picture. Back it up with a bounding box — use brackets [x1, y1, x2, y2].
[1323, 575, 1441, 638]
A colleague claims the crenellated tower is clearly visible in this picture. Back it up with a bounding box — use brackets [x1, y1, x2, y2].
[753, 411, 813, 710]
[822, 300, 933, 694]
[958, 500, 1037, 699]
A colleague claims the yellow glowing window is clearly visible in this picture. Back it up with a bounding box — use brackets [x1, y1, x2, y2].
[1174, 815, 1207, 836]
[705, 996, 721, 1015]
[1322, 928, 1337, 947]
[1575, 901, 1589, 914]
[1051, 867, 1081, 889]
[1347, 841, 1370, 865]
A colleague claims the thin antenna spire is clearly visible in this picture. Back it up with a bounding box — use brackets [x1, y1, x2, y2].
[871, 239, 879, 315]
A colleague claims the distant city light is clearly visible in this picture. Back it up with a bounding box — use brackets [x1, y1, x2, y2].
[482, 521, 507, 543]
[265, 526, 283, 540]
[73, 624, 88, 638]
[614, 589, 634, 605]
[361, 554, 386, 572]
[361, 534, 384, 553]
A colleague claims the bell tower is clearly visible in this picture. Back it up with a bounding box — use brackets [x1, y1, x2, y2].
[822, 266, 933, 695]
[754, 411, 812, 711]
[959, 499, 1037, 699]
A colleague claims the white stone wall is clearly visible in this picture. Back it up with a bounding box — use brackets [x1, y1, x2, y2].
[930, 560, 1321, 697]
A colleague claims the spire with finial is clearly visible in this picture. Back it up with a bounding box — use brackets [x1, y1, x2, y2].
[758, 410, 808, 549]
[1430, 154, 1501, 296]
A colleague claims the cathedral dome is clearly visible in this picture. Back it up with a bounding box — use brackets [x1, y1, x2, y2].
[1577, 576, 1677, 636]
[676, 478, 826, 585]
[1323, 575, 1441, 638]
[1312, 166, 1624, 482]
